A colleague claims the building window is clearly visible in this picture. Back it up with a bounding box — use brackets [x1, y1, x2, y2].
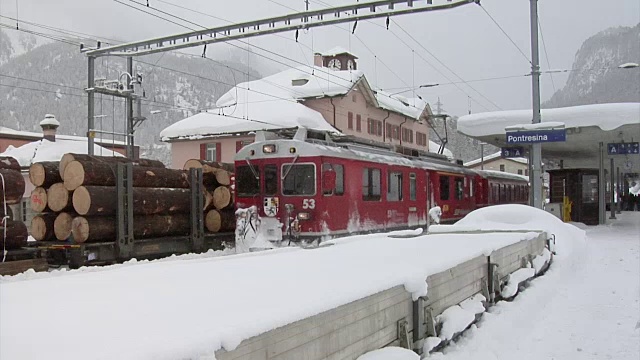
[409, 173, 416, 201]
[206, 143, 218, 162]
[356, 114, 362, 132]
[402, 128, 414, 143]
[362, 168, 381, 201]
[387, 171, 403, 201]
[416, 132, 427, 146]
[348, 112, 353, 129]
[352, 94, 357, 102]
[440, 176, 450, 201]
[500, 164, 505, 172]
[517, 169, 523, 175]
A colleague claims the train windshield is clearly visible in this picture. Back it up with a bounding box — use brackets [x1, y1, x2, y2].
[282, 164, 316, 196]
[236, 165, 260, 196]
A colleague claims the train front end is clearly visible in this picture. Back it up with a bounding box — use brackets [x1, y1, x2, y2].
[234, 132, 333, 243]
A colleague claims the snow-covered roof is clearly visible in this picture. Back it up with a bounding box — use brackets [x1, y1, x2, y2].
[161, 65, 430, 140]
[458, 103, 640, 137]
[465, 151, 527, 167]
[0, 138, 123, 167]
[218, 65, 364, 106]
[39, 114, 60, 127]
[315, 46, 358, 58]
[375, 90, 428, 120]
[160, 106, 336, 141]
[0, 126, 127, 145]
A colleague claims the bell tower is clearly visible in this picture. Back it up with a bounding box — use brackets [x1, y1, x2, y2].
[313, 47, 358, 71]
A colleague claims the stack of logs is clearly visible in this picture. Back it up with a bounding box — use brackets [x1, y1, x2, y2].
[183, 159, 235, 233]
[0, 156, 28, 249]
[28, 154, 236, 244]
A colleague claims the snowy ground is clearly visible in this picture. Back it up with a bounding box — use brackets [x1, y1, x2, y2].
[427, 211, 640, 360]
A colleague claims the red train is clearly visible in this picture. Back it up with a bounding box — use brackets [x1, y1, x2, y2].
[234, 128, 528, 242]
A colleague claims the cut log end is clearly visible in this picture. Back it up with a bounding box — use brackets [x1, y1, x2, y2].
[63, 161, 85, 191]
[31, 214, 56, 241]
[54, 212, 75, 241]
[71, 216, 90, 243]
[71, 186, 91, 215]
[47, 183, 73, 212]
[30, 187, 48, 213]
[29, 163, 45, 187]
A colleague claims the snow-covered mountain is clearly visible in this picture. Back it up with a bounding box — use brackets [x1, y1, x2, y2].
[0, 29, 264, 160]
[544, 24, 640, 108]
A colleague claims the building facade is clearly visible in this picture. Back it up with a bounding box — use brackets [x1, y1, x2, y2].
[162, 48, 435, 168]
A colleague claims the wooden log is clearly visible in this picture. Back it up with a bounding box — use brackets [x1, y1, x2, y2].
[54, 212, 76, 241]
[205, 209, 235, 233]
[213, 186, 233, 210]
[0, 156, 21, 171]
[30, 187, 49, 212]
[63, 160, 190, 191]
[0, 169, 25, 205]
[72, 186, 205, 216]
[71, 214, 191, 243]
[0, 219, 28, 249]
[29, 161, 61, 187]
[183, 159, 234, 173]
[0, 258, 49, 276]
[183, 159, 233, 187]
[31, 213, 57, 241]
[47, 183, 74, 212]
[59, 153, 165, 178]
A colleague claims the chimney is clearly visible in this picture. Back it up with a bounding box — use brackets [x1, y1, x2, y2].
[313, 53, 323, 67]
[40, 114, 60, 142]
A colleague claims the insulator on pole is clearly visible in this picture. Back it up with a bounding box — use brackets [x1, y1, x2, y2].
[352, 21, 358, 34]
[295, 29, 299, 42]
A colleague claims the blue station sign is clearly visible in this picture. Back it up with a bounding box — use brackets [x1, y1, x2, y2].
[501, 146, 525, 158]
[608, 142, 639, 155]
[505, 129, 566, 144]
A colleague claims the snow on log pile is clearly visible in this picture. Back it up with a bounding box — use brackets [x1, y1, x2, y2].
[0, 156, 28, 249]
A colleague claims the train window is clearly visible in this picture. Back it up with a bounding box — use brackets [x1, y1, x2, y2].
[236, 165, 260, 196]
[469, 178, 474, 197]
[409, 173, 416, 201]
[454, 177, 464, 200]
[387, 171, 403, 201]
[322, 163, 344, 196]
[439, 176, 450, 201]
[282, 164, 316, 196]
[264, 165, 277, 196]
[362, 168, 381, 201]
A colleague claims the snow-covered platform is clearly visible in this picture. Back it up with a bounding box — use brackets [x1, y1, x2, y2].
[0, 205, 580, 360]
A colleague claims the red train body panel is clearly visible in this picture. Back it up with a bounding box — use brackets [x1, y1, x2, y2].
[234, 130, 529, 242]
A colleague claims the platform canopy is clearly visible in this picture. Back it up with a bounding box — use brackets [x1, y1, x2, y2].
[458, 103, 640, 172]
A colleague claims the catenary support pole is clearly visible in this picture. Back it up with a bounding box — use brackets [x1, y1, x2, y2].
[616, 166, 621, 213]
[87, 56, 95, 155]
[598, 142, 605, 224]
[610, 158, 616, 219]
[126, 57, 134, 159]
[529, 0, 543, 209]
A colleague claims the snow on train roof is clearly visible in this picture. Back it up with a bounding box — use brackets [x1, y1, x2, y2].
[464, 151, 527, 167]
[238, 138, 467, 174]
[458, 103, 640, 137]
[477, 169, 530, 182]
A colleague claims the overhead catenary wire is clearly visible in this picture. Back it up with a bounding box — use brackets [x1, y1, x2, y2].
[537, 17, 556, 93]
[477, 3, 532, 65]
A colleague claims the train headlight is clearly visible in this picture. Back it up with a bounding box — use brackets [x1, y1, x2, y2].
[297, 212, 311, 220]
[289, 147, 296, 154]
[262, 144, 276, 154]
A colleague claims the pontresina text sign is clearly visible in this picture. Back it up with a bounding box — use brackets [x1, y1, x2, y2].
[505, 129, 566, 144]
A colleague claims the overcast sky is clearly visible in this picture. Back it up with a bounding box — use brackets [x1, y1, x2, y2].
[1, 0, 639, 116]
